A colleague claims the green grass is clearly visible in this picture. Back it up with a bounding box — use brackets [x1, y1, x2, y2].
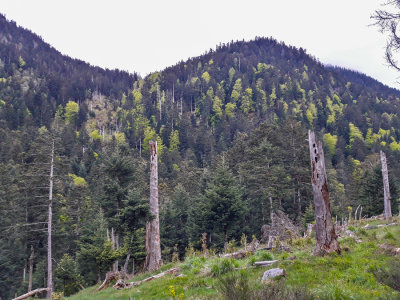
[68, 217, 400, 300]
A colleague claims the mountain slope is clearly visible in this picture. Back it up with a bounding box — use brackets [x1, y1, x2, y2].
[1, 16, 400, 299]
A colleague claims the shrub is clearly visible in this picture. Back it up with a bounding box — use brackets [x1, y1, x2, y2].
[255, 250, 273, 261]
[211, 258, 238, 276]
[182, 256, 205, 271]
[217, 270, 251, 300]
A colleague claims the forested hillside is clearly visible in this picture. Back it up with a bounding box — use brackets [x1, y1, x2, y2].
[1, 14, 400, 299]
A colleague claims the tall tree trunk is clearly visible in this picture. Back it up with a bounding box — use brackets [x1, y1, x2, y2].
[28, 245, 34, 292]
[308, 131, 340, 256]
[47, 140, 54, 298]
[380, 150, 392, 221]
[144, 141, 162, 271]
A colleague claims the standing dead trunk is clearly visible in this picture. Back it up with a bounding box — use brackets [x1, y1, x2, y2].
[308, 131, 340, 256]
[28, 245, 34, 292]
[380, 150, 392, 221]
[123, 235, 134, 275]
[123, 253, 130, 276]
[144, 141, 162, 272]
[47, 140, 54, 298]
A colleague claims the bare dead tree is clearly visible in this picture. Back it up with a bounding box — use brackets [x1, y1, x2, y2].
[47, 139, 54, 298]
[308, 131, 340, 256]
[372, 1, 400, 71]
[28, 245, 34, 292]
[380, 150, 392, 220]
[143, 141, 162, 271]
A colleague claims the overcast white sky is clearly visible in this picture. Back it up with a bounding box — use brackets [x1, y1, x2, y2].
[0, 0, 399, 88]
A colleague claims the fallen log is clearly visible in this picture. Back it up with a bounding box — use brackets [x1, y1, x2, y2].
[12, 288, 48, 300]
[113, 267, 180, 290]
[221, 250, 248, 259]
[363, 222, 397, 230]
[253, 260, 278, 267]
[378, 244, 400, 255]
[97, 271, 121, 291]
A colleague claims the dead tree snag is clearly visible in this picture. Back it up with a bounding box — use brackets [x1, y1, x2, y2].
[308, 131, 340, 256]
[380, 150, 392, 221]
[144, 141, 162, 271]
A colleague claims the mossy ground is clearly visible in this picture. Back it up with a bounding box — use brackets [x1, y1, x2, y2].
[68, 217, 400, 300]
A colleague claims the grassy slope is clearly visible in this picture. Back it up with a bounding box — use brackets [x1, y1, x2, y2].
[68, 217, 400, 300]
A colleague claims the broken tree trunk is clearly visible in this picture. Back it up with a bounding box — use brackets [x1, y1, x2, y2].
[96, 271, 121, 291]
[47, 139, 54, 298]
[12, 288, 48, 300]
[380, 150, 392, 221]
[143, 141, 162, 272]
[308, 131, 340, 256]
[253, 260, 278, 266]
[113, 268, 179, 290]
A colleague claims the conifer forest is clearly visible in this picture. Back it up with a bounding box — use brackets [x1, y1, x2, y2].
[1, 9, 400, 300]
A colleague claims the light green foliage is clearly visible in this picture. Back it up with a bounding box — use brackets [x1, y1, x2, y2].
[206, 87, 214, 99]
[228, 67, 235, 82]
[283, 101, 288, 114]
[201, 71, 211, 84]
[305, 103, 317, 127]
[255, 79, 267, 109]
[255, 62, 270, 74]
[147, 72, 160, 83]
[65, 101, 79, 124]
[366, 128, 390, 147]
[213, 96, 223, 118]
[143, 127, 156, 152]
[191, 76, 199, 86]
[143, 127, 164, 158]
[121, 92, 127, 106]
[225, 102, 236, 118]
[210, 258, 238, 276]
[208, 59, 214, 65]
[269, 87, 277, 107]
[55, 104, 64, 118]
[241, 88, 254, 114]
[296, 82, 306, 100]
[231, 79, 242, 103]
[0, 99, 5, 107]
[323, 133, 338, 156]
[18, 56, 26, 68]
[349, 123, 364, 145]
[133, 90, 143, 106]
[390, 140, 400, 152]
[90, 130, 102, 140]
[326, 95, 343, 126]
[114, 132, 126, 144]
[68, 174, 87, 187]
[169, 130, 180, 152]
[38, 126, 49, 135]
[302, 70, 309, 81]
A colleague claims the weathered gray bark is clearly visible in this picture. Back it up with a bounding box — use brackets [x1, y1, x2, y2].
[13, 288, 48, 300]
[308, 131, 340, 256]
[28, 245, 34, 292]
[380, 150, 392, 221]
[47, 140, 54, 298]
[144, 141, 162, 271]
